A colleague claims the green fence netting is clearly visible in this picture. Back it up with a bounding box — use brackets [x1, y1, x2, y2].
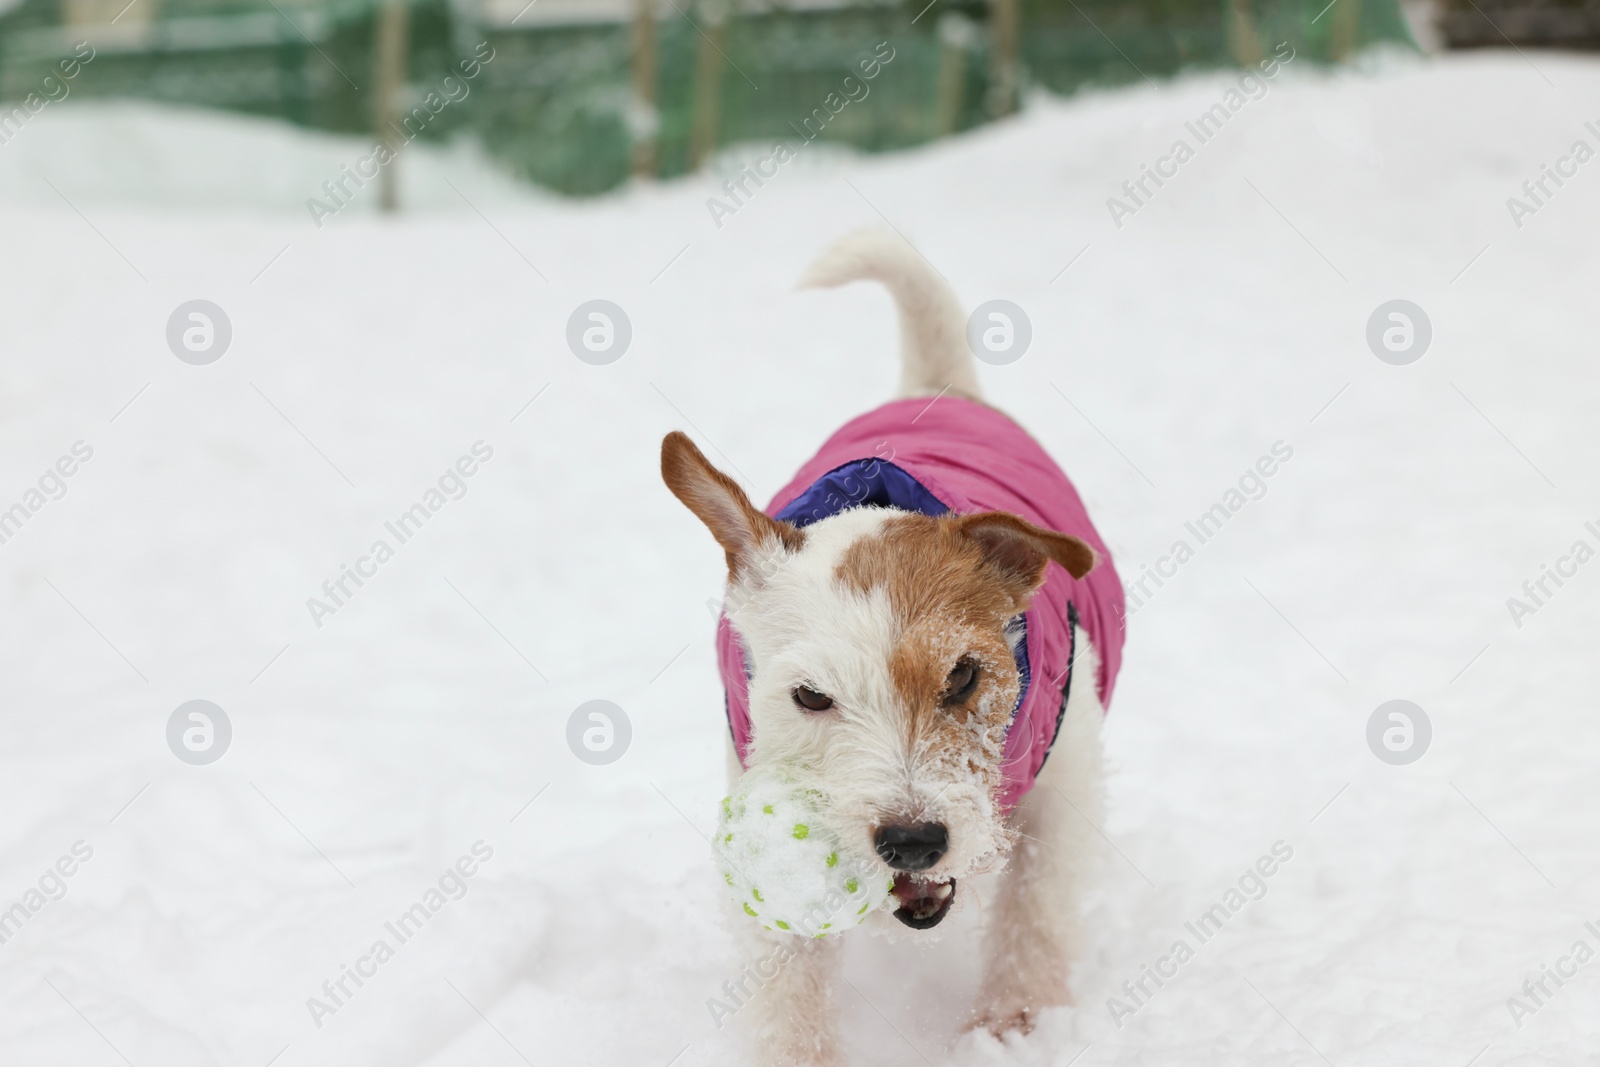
[0, 0, 1417, 195]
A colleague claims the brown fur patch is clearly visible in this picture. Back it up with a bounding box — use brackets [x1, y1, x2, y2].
[953, 512, 1097, 583]
[834, 512, 1038, 768]
[660, 431, 804, 580]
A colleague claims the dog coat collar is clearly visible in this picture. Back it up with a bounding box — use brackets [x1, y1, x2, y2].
[715, 397, 1124, 809]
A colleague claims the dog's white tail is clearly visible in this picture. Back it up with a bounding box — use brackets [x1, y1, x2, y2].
[798, 229, 981, 401]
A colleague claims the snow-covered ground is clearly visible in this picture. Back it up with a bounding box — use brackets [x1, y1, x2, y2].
[3, 48, 1599, 1067]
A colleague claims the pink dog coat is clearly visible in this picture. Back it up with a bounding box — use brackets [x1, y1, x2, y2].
[716, 396, 1125, 809]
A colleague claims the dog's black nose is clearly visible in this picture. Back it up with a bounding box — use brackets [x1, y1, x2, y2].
[874, 823, 948, 871]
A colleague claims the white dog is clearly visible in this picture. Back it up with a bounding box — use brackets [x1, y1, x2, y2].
[662, 230, 1125, 1065]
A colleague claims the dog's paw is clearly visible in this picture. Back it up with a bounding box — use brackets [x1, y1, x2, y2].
[754, 1016, 843, 1067]
[968, 986, 1072, 1039]
[968, 1003, 1037, 1039]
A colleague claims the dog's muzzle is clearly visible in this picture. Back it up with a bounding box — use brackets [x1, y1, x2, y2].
[890, 874, 956, 928]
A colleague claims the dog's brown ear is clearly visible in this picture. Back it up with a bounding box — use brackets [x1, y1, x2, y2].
[661, 431, 803, 579]
[954, 511, 1096, 599]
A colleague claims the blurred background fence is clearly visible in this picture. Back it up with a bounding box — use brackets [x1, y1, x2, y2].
[0, 0, 1423, 196]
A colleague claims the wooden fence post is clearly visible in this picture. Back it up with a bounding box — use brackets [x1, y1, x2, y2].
[1330, 0, 1363, 59]
[1226, 0, 1263, 66]
[374, 0, 410, 213]
[689, 0, 730, 169]
[936, 13, 974, 136]
[631, 0, 660, 178]
[988, 0, 1019, 118]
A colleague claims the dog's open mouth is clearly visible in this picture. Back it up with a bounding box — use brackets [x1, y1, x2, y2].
[891, 874, 956, 929]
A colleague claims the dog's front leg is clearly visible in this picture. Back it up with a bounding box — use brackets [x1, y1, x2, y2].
[734, 927, 844, 1067]
[973, 637, 1106, 1037]
[722, 741, 845, 1067]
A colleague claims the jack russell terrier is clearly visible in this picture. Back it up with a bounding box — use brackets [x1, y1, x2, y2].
[661, 229, 1125, 1065]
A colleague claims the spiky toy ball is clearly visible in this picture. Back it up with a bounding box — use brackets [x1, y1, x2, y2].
[715, 767, 894, 937]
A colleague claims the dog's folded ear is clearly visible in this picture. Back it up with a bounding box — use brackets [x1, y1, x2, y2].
[661, 431, 804, 580]
[953, 511, 1097, 597]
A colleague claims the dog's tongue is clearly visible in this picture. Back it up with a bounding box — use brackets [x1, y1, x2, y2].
[892, 873, 953, 909]
[890, 873, 956, 928]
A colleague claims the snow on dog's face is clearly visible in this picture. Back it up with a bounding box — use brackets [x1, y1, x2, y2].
[662, 432, 1095, 930]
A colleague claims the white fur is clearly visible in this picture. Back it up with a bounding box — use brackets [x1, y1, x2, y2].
[798, 229, 982, 401]
[727, 508, 1013, 882]
[724, 628, 1106, 1065]
[711, 235, 1108, 1066]
[973, 631, 1106, 1032]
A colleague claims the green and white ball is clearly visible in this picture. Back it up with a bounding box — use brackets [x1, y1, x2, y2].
[716, 768, 894, 937]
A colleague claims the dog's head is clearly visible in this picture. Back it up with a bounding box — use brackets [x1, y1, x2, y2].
[662, 431, 1095, 929]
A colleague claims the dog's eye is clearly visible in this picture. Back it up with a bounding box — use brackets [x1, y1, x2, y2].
[792, 685, 835, 712]
[943, 660, 979, 704]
